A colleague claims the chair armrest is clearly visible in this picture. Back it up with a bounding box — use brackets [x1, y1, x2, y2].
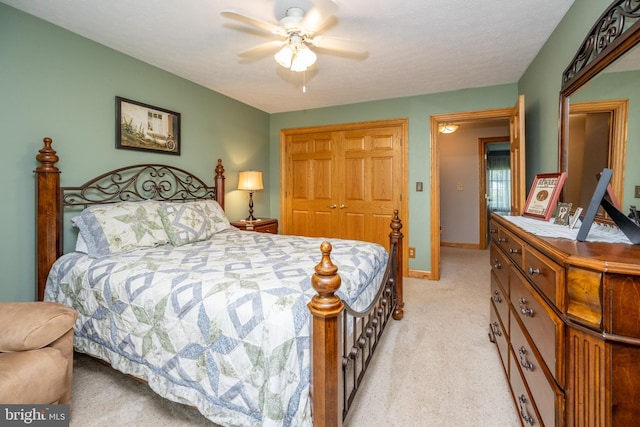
[0, 302, 77, 352]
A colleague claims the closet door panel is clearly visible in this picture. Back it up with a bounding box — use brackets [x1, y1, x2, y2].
[283, 120, 406, 252]
[287, 132, 338, 236]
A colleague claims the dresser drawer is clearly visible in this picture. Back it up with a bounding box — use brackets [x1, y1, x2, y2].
[511, 312, 563, 427]
[490, 241, 511, 293]
[509, 351, 542, 427]
[490, 301, 509, 377]
[498, 227, 525, 269]
[523, 246, 564, 309]
[489, 219, 500, 244]
[491, 270, 509, 330]
[510, 267, 564, 385]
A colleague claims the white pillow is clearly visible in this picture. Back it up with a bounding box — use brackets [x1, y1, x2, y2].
[71, 201, 169, 258]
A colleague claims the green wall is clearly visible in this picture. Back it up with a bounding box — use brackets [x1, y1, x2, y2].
[270, 0, 620, 274]
[0, 3, 270, 301]
[269, 85, 519, 272]
[519, 0, 612, 182]
[1, 0, 623, 301]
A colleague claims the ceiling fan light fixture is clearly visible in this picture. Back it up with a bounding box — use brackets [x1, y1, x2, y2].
[439, 123, 459, 134]
[290, 45, 317, 72]
[274, 37, 317, 72]
[274, 45, 294, 68]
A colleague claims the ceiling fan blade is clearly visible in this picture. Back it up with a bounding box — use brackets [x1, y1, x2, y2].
[238, 40, 285, 57]
[309, 36, 368, 54]
[300, 0, 338, 34]
[221, 11, 286, 36]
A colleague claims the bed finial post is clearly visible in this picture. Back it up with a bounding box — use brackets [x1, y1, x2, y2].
[390, 209, 404, 320]
[35, 137, 61, 301]
[214, 158, 225, 210]
[308, 242, 344, 427]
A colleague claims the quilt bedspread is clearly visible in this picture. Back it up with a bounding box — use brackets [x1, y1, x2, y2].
[45, 229, 388, 427]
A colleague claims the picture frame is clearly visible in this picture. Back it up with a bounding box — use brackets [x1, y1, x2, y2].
[569, 207, 583, 229]
[576, 168, 612, 241]
[554, 202, 572, 225]
[116, 96, 180, 155]
[523, 172, 567, 221]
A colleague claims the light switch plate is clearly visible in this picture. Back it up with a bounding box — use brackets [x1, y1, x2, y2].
[636, 185, 640, 198]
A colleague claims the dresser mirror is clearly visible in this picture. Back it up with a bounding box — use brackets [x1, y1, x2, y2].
[560, 1, 640, 215]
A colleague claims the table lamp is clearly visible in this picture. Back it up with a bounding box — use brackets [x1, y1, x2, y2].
[237, 170, 263, 221]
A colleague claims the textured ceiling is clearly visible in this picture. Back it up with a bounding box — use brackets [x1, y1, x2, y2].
[2, 0, 575, 113]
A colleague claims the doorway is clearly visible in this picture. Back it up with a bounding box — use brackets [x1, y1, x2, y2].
[428, 96, 525, 280]
[480, 137, 510, 249]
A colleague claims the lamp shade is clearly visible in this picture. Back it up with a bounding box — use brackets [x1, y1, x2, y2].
[238, 170, 264, 191]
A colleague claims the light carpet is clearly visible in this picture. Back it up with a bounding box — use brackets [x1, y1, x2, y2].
[69, 246, 520, 426]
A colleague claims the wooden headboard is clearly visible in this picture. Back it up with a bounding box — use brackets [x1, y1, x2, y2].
[35, 137, 226, 301]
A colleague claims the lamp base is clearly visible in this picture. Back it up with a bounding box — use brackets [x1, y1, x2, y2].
[246, 191, 257, 222]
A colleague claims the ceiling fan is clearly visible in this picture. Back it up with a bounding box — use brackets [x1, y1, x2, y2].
[221, 1, 367, 72]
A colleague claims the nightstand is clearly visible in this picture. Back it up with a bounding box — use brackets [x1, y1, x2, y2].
[230, 218, 278, 234]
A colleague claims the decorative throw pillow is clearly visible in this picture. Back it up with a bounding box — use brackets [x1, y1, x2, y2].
[159, 202, 210, 246]
[71, 201, 169, 258]
[199, 199, 231, 234]
[159, 200, 231, 246]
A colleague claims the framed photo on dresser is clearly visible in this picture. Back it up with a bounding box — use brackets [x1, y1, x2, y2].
[523, 172, 567, 221]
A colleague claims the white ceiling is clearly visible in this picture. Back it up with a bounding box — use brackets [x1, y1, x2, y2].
[2, 0, 575, 114]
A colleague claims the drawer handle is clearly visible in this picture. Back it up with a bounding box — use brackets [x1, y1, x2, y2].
[489, 228, 497, 234]
[491, 321, 502, 337]
[509, 248, 520, 254]
[339, 204, 347, 209]
[498, 237, 506, 243]
[492, 259, 502, 269]
[518, 346, 534, 371]
[518, 297, 534, 317]
[492, 290, 502, 303]
[518, 395, 535, 426]
[328, 204, 337, 209]
[527, 267, 541, 275]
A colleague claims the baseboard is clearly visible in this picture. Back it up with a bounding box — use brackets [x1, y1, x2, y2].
[408, 269, 432, 279]
[440, 242, 482, 250]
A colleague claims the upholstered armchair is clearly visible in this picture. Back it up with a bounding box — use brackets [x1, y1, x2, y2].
[0, 302, 77, 405]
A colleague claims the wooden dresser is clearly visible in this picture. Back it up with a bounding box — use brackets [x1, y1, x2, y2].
[230, 218, 278, 234]
[488, 213, 640, 426]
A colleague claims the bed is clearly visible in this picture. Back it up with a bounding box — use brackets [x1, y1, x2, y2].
[34, 137, 404, 427]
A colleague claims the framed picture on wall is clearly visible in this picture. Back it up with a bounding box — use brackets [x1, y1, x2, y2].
[116, 96, 181, 155]
[523, 172, 567, 221]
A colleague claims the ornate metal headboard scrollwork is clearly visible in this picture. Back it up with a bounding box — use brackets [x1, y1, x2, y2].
[35, 137, 226, 301]
[61, 162, 223, 209]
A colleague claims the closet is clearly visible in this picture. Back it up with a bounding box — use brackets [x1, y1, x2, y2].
[280, 118, 407, 250]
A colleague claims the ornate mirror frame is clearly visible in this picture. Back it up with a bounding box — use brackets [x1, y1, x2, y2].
[560, 0, 640, 209]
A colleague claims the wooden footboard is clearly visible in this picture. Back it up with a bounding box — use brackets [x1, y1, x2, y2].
[309, 211, 404, 427]
[35, 137, 403, 426]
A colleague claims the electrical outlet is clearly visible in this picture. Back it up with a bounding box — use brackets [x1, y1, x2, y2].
[416, 182, 423, 192]
[408, 247, 416, 258]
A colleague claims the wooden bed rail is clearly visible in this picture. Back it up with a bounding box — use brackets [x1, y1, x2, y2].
[309, 210, 404, 427]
